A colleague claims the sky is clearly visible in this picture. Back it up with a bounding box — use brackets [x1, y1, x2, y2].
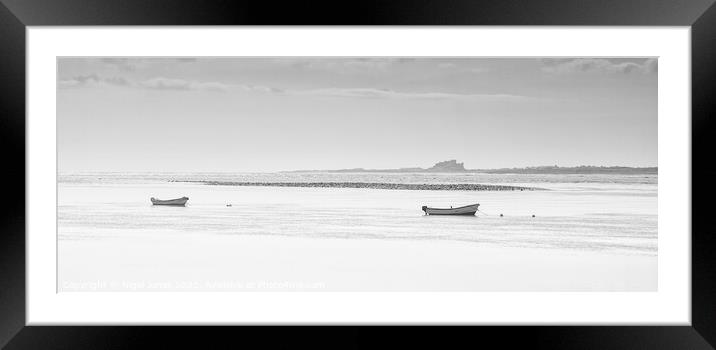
[57, 57, 657, 172]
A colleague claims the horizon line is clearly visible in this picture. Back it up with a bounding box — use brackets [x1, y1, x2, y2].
[57, 164, 659, 174]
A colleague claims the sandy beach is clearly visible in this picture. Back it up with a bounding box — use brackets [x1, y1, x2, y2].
[59, 233, 656, 292]
[58, 173, 657, 292]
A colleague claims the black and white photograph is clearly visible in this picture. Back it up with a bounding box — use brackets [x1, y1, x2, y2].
[57, 57, 658, 292]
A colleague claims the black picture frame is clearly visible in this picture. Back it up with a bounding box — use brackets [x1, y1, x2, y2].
[1, 0, 714, 348]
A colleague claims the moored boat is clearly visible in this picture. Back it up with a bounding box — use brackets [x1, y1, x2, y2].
[151, 196, 189, 206]
[422, 203, 479, 216]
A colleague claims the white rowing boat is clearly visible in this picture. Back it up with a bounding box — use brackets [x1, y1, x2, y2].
[151, 196, 189, 206]
[422, 203, 479, 216]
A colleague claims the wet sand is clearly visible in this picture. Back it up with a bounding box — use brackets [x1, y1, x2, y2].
[59, 234, 656, 292]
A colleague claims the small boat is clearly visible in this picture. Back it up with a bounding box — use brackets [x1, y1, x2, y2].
[422, 203, 479, 216]
[151, 196, 189, 206]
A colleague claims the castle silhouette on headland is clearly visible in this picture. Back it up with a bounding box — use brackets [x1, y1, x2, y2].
[293, 160, 656, 175]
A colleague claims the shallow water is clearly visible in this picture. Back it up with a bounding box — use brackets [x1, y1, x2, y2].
[58, 173, 657, 256]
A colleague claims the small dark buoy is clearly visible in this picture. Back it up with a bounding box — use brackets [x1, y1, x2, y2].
[532, 214, 535, 217]
[226, 204, 232, 207]
[500, 214, 503, 217]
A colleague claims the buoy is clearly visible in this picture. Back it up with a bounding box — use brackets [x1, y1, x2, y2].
[500, 214, 503, 217]
[532, 214, 535, 217]
[227, 204, 232, 207]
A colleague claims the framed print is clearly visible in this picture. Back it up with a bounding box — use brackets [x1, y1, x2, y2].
[1, 0, 715, 348]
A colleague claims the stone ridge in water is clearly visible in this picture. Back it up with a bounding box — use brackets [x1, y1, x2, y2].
[180, 181, 543, 191]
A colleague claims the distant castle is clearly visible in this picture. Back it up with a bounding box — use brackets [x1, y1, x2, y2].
[300, 159, 656, 175]
[427, 160, 466, 172]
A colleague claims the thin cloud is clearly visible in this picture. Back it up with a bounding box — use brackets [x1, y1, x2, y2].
[58, 74, 131, 88]
[289, 87, 534, 102]
[642, 58, 658, 73]
[57, 75, 533, 102]
[242, 85, 285, 93]
[96, 57, 198, 72]
[140, 77, 229, 92]
[541, 58, 657, 75]
[99, 58, 137, 72]
[437, 63, 487, 74]
[58, 74, 228, 92]
[467, 67, 488, 74]
[278, 58, 416, 73]
[174, 58, 199, 63]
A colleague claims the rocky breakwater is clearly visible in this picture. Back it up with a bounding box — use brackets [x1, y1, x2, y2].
[190, 181, 543, 191]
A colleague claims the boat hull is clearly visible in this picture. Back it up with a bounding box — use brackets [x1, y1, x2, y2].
[151, 197, 189, 206]
[422, 203, 479, 216]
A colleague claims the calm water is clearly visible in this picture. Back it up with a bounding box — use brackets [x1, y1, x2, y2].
[58, 172, 657, 256]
